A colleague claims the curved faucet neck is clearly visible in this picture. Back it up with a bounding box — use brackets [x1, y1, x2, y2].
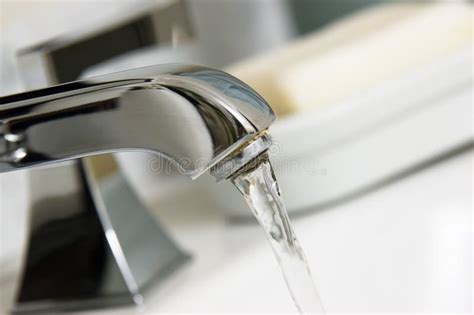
[0, 65, 275, 179]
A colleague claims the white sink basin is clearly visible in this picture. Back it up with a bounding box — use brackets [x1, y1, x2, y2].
[1, 149, 471, 313]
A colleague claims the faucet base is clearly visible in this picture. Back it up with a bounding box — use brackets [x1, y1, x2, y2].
[12, 158, 190, 313]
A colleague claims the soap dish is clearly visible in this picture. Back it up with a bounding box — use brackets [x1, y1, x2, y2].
[205, 49, 472, 216]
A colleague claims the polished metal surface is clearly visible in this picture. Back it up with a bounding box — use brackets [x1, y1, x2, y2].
[2, 2, 201, 312]
[3, 2, 201, 313]
[11, 157, 190, 314]
[1, 64, 275, 313]
[2, 2, 275, 312]
[0, 64, 275, 179]
[14, 161, 133, 313]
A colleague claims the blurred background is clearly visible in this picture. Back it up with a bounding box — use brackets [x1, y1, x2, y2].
[0, 0, 472, 313]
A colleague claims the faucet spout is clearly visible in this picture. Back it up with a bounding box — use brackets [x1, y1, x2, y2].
[0, 64, 275, 179]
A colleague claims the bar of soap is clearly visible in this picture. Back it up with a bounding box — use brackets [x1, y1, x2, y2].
[227, 2, 472, 116]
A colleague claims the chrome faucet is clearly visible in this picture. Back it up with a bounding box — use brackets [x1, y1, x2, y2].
[0, 1, 275, 313]
[0, 64, 275, 313]
[0, 65, 274, 178]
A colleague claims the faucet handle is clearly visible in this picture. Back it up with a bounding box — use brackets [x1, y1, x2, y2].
[17, 0, 193, 89]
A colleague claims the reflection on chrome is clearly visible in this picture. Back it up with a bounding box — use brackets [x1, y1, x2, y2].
[0, 64, 276, 313]
[0, 64, 275, 179]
